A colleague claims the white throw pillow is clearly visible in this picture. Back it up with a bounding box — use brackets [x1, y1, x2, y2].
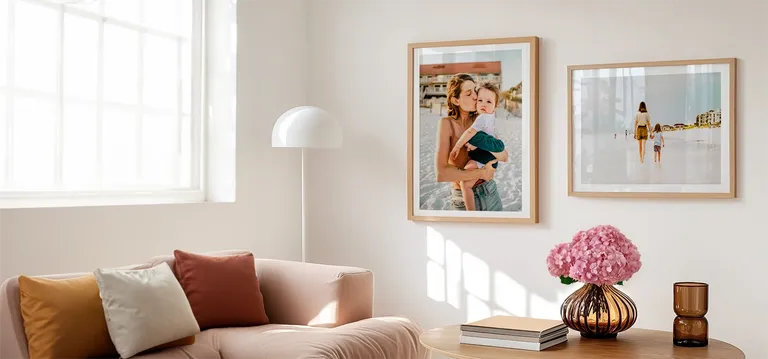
[95, 262, 200, 358]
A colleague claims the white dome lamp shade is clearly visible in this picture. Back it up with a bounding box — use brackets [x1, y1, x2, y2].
[271, 106, 342, 264]
[272, 106, 342, 148]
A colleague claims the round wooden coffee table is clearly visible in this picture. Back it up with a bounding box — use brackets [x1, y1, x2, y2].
[419, 325, 745, 359]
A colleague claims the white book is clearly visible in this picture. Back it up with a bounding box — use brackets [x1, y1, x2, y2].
[459, 333, 568, 351]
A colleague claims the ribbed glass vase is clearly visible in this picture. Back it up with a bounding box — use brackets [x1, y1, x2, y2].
[560, 283, 637, 338]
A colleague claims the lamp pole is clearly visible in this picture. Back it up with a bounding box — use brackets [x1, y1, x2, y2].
[301, 148, 307, 263]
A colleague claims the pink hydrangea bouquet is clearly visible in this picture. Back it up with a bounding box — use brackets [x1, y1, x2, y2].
[546, 225, 642, 286]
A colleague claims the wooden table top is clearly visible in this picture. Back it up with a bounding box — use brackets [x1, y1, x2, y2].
[419, 325, 745, 359]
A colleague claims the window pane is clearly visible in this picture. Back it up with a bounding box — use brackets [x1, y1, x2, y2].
[179, 115, 191, 187]
[63, 15, 98, 101]
[105, 0, 139, 24]
[104, 25, 138, 104]
[65, 1, 102, 15]
[0, 94, 6, 186]
[0, 0, 7, 86]
[144, 0, 180, 34]
[181, 0, 192, 39]
[143, 35, 177, 109]
[62, 102, 97, 189]
[12, 96, 55, 189]
[14, 1, 57, 93]
[181, 40, 191, 114]
[102, 107, 137, 186]
[141, 113, 176, 186]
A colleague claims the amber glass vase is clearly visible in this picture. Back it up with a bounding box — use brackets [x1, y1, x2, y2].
[673, 282, 708, 347]
[560, 283, 637, 338]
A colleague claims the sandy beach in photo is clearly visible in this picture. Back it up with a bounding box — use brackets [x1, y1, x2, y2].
[418, 107, 522, 211]
[580, 127, 721, 185]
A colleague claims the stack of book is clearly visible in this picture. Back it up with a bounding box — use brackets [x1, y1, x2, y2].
[459, 315, 569, 351]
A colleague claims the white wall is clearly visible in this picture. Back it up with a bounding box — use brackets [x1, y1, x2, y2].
[0, 0, 308, 279]
[306, 0, 768, 357]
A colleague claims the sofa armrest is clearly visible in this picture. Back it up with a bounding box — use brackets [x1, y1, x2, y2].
[254, 259, 373, 328]
[1, 276, 28, 359]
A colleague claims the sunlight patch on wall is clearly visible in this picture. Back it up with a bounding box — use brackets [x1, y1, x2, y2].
[426, 227, 445, 265]
[492, 309, 511, 316]
[493, 270, 527, 317]
[445, 239, 462, 309]
[529, 293, 560, 320]
[425, 226, 535, 318]
[462, 252, 489, 301]
[426, 226, 446, 302]
[426, 260, 446, 302]
[466, 294, 491, 323]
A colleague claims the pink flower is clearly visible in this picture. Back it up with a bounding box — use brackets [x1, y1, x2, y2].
[546, 225, 642, 285]
[546, 242, 572, 277]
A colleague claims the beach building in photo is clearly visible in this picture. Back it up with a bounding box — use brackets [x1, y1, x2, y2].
[418, 61, 502, 110]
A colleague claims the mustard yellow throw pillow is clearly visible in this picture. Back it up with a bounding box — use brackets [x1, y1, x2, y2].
[18, 274, 119, 359]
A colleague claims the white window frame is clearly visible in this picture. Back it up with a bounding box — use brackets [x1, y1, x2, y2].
[0, 0, 237, 209]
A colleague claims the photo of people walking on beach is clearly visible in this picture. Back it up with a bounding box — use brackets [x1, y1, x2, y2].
[407, 37, 539, 223]
[569, 59, 736, 198]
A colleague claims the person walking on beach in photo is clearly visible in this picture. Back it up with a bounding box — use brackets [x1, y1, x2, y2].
[449, 82, 505, 210]
[434, 74, 508, 212]
[634, 101, 651, 163]
[651, 123, 665, 166]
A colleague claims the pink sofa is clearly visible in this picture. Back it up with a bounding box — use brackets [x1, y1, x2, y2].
[0, 250, 428, 359]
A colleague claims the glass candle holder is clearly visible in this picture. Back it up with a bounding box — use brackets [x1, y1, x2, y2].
[673, 282, 708, 347]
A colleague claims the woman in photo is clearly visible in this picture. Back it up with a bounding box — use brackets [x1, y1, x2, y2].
[434, 73, 508, 211]
[634, 101, 651, 163]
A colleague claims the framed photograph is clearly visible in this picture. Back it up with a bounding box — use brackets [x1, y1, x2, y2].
[407, 37, 539, 224]
[568, 58, 736, 198]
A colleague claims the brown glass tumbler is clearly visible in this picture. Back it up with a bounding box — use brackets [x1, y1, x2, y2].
[673, 282, 708, 347]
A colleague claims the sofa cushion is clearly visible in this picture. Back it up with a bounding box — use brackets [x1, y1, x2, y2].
[17, 274, 119, 359]
[211, 317, 426, 359]
[132, 330, 221, 359]
[95, 262, 201, 358]
[173, 250, 269, 330]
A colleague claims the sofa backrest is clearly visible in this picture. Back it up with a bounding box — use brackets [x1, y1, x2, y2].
[0, 261, 151, 359]
[0, 250, 249, 359]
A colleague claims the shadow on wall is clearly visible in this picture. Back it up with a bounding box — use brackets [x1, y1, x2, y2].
[425, 226, 577, 324]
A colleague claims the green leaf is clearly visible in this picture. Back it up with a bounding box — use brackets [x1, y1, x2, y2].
[559, 275, 577, 285]
[616, 281, 624, 286]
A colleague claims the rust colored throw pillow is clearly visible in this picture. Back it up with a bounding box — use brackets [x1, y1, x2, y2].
[18, 274, 119, 359]
[173, 250, 269, 330]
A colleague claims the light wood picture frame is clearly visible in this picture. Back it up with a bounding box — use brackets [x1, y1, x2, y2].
[568, 58, 736, 199]
[407, 37, 539, 224]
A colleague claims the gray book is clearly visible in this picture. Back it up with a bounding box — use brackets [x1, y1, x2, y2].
[459, 333, 568, 351]
[461, 327, 569, 343]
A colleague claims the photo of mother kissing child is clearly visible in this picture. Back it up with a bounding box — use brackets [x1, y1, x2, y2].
[447, 80, 507, 211]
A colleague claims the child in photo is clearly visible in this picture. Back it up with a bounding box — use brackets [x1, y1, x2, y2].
[651, 123, 664, 165]
[449, 82, 506, 210]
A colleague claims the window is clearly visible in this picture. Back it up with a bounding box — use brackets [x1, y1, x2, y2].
[0, 0, 235, 208]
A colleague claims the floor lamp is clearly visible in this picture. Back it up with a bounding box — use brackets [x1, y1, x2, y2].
[271, 106, 342, 262]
